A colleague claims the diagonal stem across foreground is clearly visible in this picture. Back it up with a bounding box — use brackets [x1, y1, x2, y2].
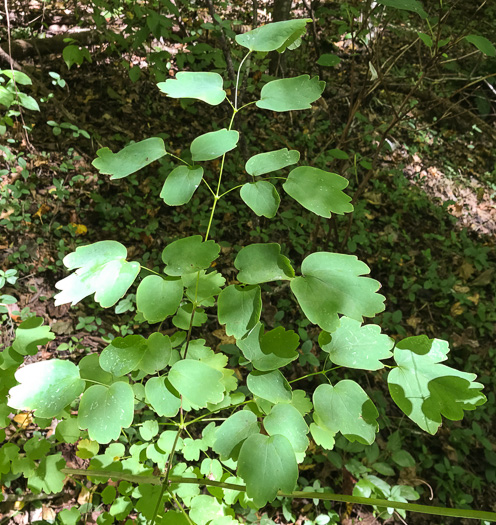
[61, 468, 496, 522]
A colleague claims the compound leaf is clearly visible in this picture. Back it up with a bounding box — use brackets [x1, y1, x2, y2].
[235, 19, 310, 52]
[162, 235, 220, 276]
[388, 336, 486, 434]
[283, 166, 353, 217]
[92, 137, 167, 180]
[256, 75, 325, 112]
[319, 317, 393, 370]
[160, 165, 204, 206]
[290, 252, 385, 331]
[78, 383, 134, 444]
[54, 241, 140, 308]
[240, 181, 280, 218]
[245, 148, 300, 176]
[217, 284, 262, 340]
[235, 243, 294, 284]
[237, 434, 298, 507]
[157, 72, 226, 105]
[168, 359, 224, 408]
[190, 129, 239, 161]
[8, 360, 84, 418]
[313, 380, 379, 445]
[12, 317, 55, 356]
[136, 275, 183, 323]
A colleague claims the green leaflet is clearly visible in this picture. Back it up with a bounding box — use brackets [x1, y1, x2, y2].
[317, 54, 341, 67]
[12, 316, 55, 356]
[1, 69, 33, 85]
[257, 75, 325, 112]
[54, 241, 140, 308]
[376, 0, 428, 18]
[172, 302, 208, 330]
[8, 360, 85, 418]
[235, 243, 294, 284]
[319, 317, 394, 370]
[247, 370, 292, 403]
[245, 148, 300, 176]
[213, 410, 259, 460]
[283, 166, 353, 218]
[291, 252, 385, 331]
[240, 181, 280, 218]
[78, 353, 113, 386]
[313, 380, 379, 445]
[168, 359, 225, 408]
[145, 377, 181, 417]
[264, 403, 309, 454]
[162, 235, 220, 276]
[92, 137, 167, 180]
[190, 495, 233, 524]
[217, 284, 262, 339]
[157, 72, 227, 105]
[388, 336, 486, 434]
[78, 382, 135, 444]
[464, 35, 496, 57]
[55, 418, 81, 444]
[237, 323, 299, 371]
[235, 19, 310, 52]
[27, 453, 66, 494]
[160, 165, 204, 206]
[136, 275, 183, 323]
[309, 422, 336, 450]
[182, 270, 225, 306]
[237, 433, 298, 507]
[190, 129, 239, 161]
[100, 334, 171, 376]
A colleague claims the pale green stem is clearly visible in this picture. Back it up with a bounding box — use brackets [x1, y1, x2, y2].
[61, 469, 496, 522]
[235, 51, 252, 110]
[218, 184, 244, 198]
[226, 96, 236, 111]
[237, 100, 257, 112]
[168, 490, 195, 525]
[168, 152, 192, 167]
[289, 367, 341, 384]
[202, 178, 216, 197]
[139, 265, 162, 276]
[185, 400, 251, 427]
[204, 153, 226, 242]
[150, 422, 183, 525]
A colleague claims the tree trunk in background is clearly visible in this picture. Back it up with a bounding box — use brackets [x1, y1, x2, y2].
[269, 0, 292, 75]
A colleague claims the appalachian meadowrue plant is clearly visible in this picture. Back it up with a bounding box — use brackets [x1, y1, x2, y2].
[2, 20, 495, 524]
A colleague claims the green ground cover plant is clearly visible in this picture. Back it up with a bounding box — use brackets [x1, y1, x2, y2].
[1, 16, 496, 525]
